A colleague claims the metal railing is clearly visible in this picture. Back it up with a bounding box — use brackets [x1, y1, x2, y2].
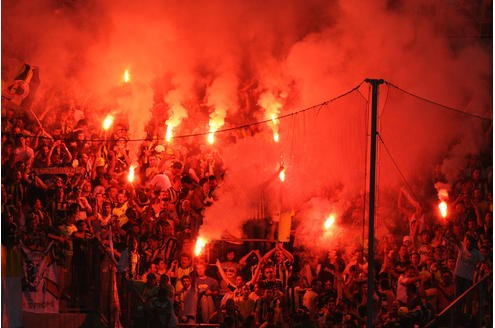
[425, 273, 492, 328]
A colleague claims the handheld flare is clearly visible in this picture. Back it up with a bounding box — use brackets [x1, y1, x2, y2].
[194, 237, 207, 257]
[324, 214, 336, 230]
[103, 115, 114, 131]
[279, 164, 286, 182]
[128, 165, 135, 183]
[123, 69, 130, 83]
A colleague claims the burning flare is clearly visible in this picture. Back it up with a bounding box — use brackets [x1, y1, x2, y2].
[259, 91, 283, 143]
[270, 114, 280, 142]
[102, 115, 114, 131]
[123, 69, 130, 83]
[164, 86, 189, 143]
[194, 237, 207, 257]
[207, 131, 216, 145]
[324, 214, 336, 230]
[279, 166, 286, 182]
[436, 188, 449, 219]
[206, 74, 235, 146]
[165, 124, 174, 143]
[127, 165, 135, 183]
[208, 107, 226, 145]
[438, 201, 448, 219]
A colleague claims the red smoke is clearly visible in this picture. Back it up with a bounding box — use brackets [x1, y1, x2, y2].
[3, 0, 491, 249]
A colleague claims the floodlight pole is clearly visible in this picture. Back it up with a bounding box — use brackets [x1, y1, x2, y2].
[365, 78, 383, 328]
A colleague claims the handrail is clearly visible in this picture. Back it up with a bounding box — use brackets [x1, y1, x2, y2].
[424, 272, 492, 328]
[177, 325, 221, 327]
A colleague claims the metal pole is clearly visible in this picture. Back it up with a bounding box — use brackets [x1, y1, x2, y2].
[365, 78, 383, 328]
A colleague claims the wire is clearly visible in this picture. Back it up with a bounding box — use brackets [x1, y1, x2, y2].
[378, 83, 390, 117]
[385, 81, 492, 122]
[376, 133, 418, 200]
[8, 80, 366, 143]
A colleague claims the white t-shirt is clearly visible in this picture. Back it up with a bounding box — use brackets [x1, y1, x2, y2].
[148, 174, 172, 192]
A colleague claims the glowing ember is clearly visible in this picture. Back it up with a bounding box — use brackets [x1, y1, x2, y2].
[273, 132, 280, 143]
[279, 167, 286, 182]
[165, 124, 173, 143]
[324, 214, 336, 230]
[208, 131, 215, 144]
[194, 237, 207, 257]
[102, 115, 114, 131]
[127, 165, 135, 183]
[438, 201, 448, 218]
[123, 69, 130, 83]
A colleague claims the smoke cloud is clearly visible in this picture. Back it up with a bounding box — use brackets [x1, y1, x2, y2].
[3, 0, 491, 251]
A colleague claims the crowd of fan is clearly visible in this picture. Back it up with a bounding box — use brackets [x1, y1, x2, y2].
[1, 102, 492, 328]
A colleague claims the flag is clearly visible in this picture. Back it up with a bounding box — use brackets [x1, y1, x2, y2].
[20, 242, 60, 313]
[3, 64, 40, 108]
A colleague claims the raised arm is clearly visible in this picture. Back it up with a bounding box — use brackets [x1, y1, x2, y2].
[238, 249, 261, 267]
[215, 259, 236, 288]
[59, 142, 73, 164]
[277, 243, 294, 263]
[261, 246, 277, 264]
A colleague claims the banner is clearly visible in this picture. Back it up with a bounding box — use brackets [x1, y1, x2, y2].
[21, 242, 60, 313]
[33, 166, 86, 176]
[278, 210, 294, 242]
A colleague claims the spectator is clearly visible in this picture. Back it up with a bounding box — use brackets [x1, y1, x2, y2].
[454, 234, 484, 297]
[396, 265, 422, 306]
[170, 253, 194, 292]
[194, 261, 219, 323]
[149, 287, 178, 327]
[235, 284, 256, 325]
[175, 275, 197, 324]
[302, 279, 321, 320]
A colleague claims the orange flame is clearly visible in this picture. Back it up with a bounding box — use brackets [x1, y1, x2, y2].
[208, 109, 224, 145]
[269, 110, 280, 142]
[128, 165, 135, 183]
[123, 69, 130, 83]
[438, 201, 448, 219]
[102, 115, 114, 131]
[207, 131, 215, 144]
[194, 237, 207, 257]
[279, 167, 286, 182]
[437, 188, 449, 219]
[324, 214, 336, 230]
[165, 125, 173, 143]
[259, 92, 282, 143]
